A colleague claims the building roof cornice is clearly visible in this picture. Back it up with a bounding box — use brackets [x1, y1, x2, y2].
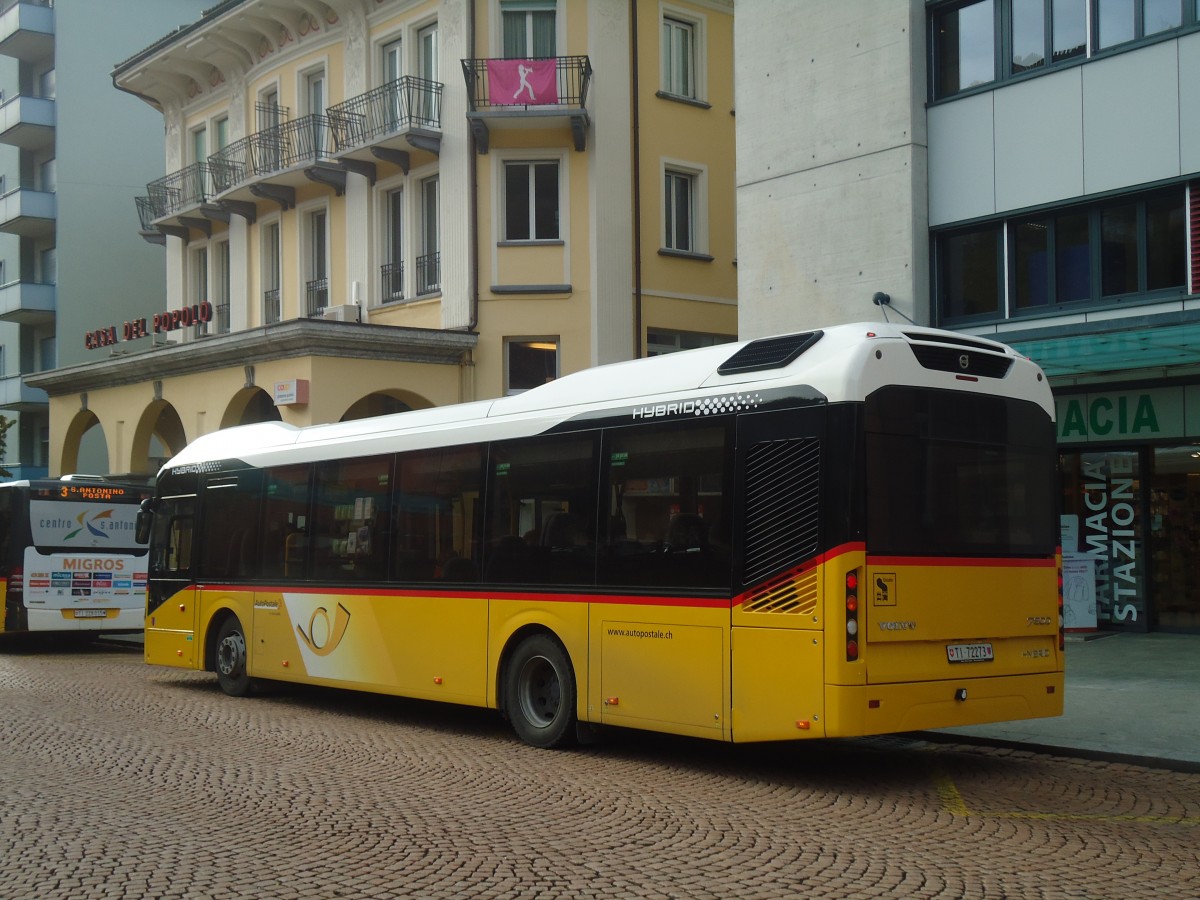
[27, 320, 477, 397]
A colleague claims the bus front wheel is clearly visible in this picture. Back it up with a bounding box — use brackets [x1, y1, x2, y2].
[214, 616, 253, 697]
[505, 634, 577, 749]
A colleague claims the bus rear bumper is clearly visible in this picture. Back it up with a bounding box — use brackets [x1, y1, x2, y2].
[25, 607, 144, 633]
[824, 671, 1065, 737]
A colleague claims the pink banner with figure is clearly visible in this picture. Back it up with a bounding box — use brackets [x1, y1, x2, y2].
[486, 58, 559, 106]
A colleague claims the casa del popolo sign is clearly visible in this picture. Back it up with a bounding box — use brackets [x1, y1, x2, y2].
[84, 302, 213, 351]
[1056, 386, 1199, 444]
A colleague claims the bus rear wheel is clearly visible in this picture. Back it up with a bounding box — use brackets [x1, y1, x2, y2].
[505, 634, 577, 749]
[214, 616, 253, 697]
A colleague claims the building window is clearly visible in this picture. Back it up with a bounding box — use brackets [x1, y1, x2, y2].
[306, 208, 329, 316]
[503, 160, 559, 241]
[932, 1, 1198, 100]
[383, 188, 405, 302]
[214, 239, 231, 333]
[502, 0, 556, 57]
[664, 168, 697, 253]
[417, 175, 440, 295]
[939, 225, 1003, 320]
[191, 246, 209, 337]
[662, 15, 697, 98]
[933, 0, 996, 98]
[646, 329, 736, 357]
[938, 186, 1187, 323]
[506, 338, 558, 393]
[262, 221, 281, 324]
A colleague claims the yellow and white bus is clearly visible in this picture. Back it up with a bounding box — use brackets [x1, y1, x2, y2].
[1, 477, 151, 637]
[138, 323, 1063, 747]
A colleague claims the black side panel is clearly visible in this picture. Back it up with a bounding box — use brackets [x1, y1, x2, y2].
[734, 405, 828, 589]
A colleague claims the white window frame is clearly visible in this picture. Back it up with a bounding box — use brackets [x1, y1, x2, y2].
[298, 201, 330, 316]
[493, 0, 563, 58]
[662, 159, 709, 255]
[189, 243, 210, 337]
[212, 237, 231, 333]
[261, 217, 282, 324]
[661, 5, 707, 101]
[500, 158, 561, 242]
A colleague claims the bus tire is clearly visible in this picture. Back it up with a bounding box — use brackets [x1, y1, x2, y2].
[505, 633, 577, 749]
[214, 615, 253, 697]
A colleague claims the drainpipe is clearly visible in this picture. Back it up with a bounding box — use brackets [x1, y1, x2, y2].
[630, 0, 643, 357]
[463, 0, 480, 400]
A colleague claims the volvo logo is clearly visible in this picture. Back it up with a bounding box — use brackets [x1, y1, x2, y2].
[958, 354, 970, 370]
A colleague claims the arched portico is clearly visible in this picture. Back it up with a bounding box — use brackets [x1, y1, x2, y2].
[221, 387, 283, 429]
[60, 410, 110, 476]
[132, 402, 188, 475]
[340, 389, 433, 422]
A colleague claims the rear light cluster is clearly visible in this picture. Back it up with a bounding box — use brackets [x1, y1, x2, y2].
[1057, 564, 1064, 652]
[7, 568, 22, 599]
[845, 569, 860, 661]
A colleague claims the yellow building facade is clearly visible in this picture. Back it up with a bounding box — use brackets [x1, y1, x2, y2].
[30, 0, 736, 477]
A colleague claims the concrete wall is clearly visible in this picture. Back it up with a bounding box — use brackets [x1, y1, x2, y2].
[734, 0, 928, 338]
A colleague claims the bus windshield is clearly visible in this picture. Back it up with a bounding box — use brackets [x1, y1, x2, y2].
[865, 386, 1058, 558]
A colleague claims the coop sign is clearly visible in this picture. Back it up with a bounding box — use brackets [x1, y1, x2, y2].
[84, 302, 213, 351]
[1056, 387, 1195, 444]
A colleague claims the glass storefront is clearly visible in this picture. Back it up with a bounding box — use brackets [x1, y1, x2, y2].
[1149, 446, 1200, 631]
[1061, 444, 1200, 633]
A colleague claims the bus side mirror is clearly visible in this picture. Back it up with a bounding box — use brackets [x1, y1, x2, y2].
[136, 501, 155, 545]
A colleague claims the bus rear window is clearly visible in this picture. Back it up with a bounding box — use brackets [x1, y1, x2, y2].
[865, 387, 1056, 557]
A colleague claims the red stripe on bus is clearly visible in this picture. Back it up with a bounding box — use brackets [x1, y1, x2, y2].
[202, 583, 734, 609]
[866, 555, 1056, 568]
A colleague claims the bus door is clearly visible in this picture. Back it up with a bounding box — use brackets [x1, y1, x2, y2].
[730, 404, 829, 741]
[145, 494, 199, 667]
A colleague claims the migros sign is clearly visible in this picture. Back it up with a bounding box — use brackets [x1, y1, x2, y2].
[1057, 387, 1197, 444]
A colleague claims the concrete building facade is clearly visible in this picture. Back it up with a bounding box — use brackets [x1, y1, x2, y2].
[735, 0, 1200, 634]
[28, 0, 736, 478]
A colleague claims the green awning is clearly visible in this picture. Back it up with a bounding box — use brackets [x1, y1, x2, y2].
[1006, 320, 1200, 379]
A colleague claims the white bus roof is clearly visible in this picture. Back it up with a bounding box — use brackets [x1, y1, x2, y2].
[162, 322, 1051, 472]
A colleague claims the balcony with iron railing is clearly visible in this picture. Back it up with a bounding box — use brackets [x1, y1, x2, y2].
[0, 0, 54, 63]
[209, 113, 343, 208]
[381, 261, 405, 303]
[305, 278, 329, 317]
[327, 76, 443, 171]
[461, 55, 592, 153]
[263, 288, 280, 325]
[416, 252, 440, 297]
[0, 92, 53, 150]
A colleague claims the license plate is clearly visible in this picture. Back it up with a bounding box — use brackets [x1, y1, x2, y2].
[74, 609, 108, 619]
[947, 642, 993, 663]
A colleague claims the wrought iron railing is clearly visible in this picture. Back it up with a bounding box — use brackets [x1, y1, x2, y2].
[305, 278, 329, 317]
[381, 261, 404, 302]
[460, 56, 592, 111]
[327, 77, 442, 151]
[263, 288, 280, 324]
[415, 252, 440, 296]
[146, 162, 212, 218]
[135, 195, 162, 230]
[209, 114, 339, 194]
[215, 302, 230, 334]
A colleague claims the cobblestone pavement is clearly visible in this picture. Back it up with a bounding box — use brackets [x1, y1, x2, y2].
[1, 641, 1197, 900]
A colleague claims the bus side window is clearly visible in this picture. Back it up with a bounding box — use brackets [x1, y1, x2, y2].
[599, 421, 732, 590]
[484, 434, 598, 586]
[312, 455, 392, 582]
[259, 465, 313, 580]
[199, 474, 261, 581]
[149, 497, 195, 576]
[393, 444, 484, 584]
